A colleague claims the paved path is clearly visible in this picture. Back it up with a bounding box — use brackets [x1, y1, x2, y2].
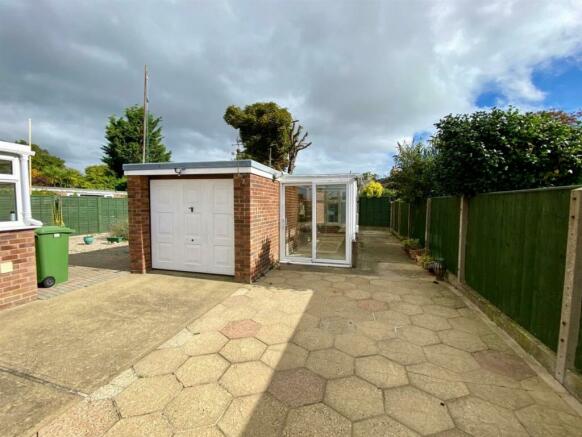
[35, 229, 582, 436]
[39, 237, 130, 300]
[0, 273, 238, 437]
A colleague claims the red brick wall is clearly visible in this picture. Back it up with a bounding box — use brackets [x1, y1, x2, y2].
[127, 176, 151, 273]
[249, 174, 280, 281]
[234, 173, 280, 282]
[0, 229, 37, 310]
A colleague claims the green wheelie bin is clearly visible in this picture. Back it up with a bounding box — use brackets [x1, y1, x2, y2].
[35, 226, 73, 288]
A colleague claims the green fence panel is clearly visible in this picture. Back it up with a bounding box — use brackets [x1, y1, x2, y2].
[397, 201, 409, 237]
[429, 196, 460, 274]
[465, 188, 572, 355]
[29, 195, 128, 235]
[410, 199, 427, 246]
[358, 197, 391, 227]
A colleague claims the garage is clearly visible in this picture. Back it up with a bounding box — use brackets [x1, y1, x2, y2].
[150, 178, 234, 275]
[123, 160, 282, 282]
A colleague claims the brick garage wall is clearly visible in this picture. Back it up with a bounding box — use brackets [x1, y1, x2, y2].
[127, 175, 151, 273]
[234, 173, 280, 282]
[0, 229, 37, 310]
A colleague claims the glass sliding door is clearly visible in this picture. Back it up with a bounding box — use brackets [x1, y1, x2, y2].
[284, 185, 313, 259]
[316, 184, 347, 262]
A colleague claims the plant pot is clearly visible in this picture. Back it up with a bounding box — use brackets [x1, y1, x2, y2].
[107, 236, 124, 243]
[83, 235, 94, 245]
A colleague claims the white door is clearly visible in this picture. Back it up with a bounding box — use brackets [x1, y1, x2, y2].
[150, 179, 234, 275]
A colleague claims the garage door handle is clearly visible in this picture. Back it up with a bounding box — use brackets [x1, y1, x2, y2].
[189, 207, 194, 212]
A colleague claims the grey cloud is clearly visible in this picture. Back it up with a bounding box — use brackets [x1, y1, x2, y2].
[0, 0, 580, 176]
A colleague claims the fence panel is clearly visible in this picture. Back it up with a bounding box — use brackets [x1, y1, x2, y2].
[358, 197, 390, 227]
[397, 201, 409, 237]
[410, 199, 427, 246]
[429, 196, 460, 274]
[31, 196, 56, 226]
[465, 188, 571, 355]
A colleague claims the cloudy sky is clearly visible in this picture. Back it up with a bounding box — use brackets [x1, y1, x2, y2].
[1, 0, 581, 175]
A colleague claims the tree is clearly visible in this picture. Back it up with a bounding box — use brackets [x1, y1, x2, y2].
[361, 180, 384, 198]
[224, 102, 312, 173]
[102, 105, 171, 178]
[83, 164, 123, 190]
[287, 120, 312, 174]
[432, 107, 582, 195]
[387, 141, 436, 202]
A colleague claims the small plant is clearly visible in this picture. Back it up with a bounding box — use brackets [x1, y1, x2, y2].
[418, 253, 434, 269]
[52, 197, 65, 226]
[402, 238, 420, 250]
[110, 221, 129, 240]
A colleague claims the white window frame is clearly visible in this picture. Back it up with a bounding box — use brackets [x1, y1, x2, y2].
[0, 154, 24, 230]
[0, 140, 42, 231]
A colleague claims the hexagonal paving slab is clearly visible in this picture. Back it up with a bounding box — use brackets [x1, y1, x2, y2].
[448, 396, 528, 436]
[115, 375, 182, 417]
[175, 354, 229, 386]
[334, 333, 378, 357]
[466, 383, 534, 410]
[220, 361, 273, 396]
[306, 348, 354, 379]
[269, 368, 325, 407]
[357, 298, 387, 312]
[356, 320, 398, 341]
[438, 329, 487, 352]
[293, 328, 335, 351]
[384, 385, 455, 435]
[408, 372, 469, 401]
[374, 310, 411, 327]
[473, 350, 536, 381]
[218, 393, 288, 437]
[398, 325, 440, 346]
[353, 415, 418, 437]
[255, 323, 295, 345]
[378, 338, 426, 365]
[324, 376, 384, 421]
[282, 403, 351, 437]
[448, 316, 491, 335]
[422, 304, 460, 319]
[355, 355, 408, 388]
[411, 313, 451, 331]
[133, 348, 188, 377]
[220, 319, 261, 339]
[220, 337, 267, 363]
[261, 343, 308, 370]
[105, 413, 172, 437]
[165, 383, 232, 430]
[183, 331, 228, 356]
[424, 344, 481, 373]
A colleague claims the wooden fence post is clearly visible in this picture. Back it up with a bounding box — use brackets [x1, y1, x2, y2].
[425, 198, 432, 250]
[407, 203, 412, 238]
[457, 196, 469, 283]
[555, 188, 582, 383]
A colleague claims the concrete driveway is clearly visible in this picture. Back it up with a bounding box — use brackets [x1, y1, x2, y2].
[33, 228, 582, 437]
[0, 272, 238, 437]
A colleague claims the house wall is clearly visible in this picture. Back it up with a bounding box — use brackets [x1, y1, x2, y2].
[0, 229, 37, 310]
[127, 173, 280, 282]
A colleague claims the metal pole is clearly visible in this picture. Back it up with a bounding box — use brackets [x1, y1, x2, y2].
[142, 65, 148, 163]
[28, 118, 32, 188]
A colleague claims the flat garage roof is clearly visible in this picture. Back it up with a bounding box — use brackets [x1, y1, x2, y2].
[123, 159, 280, 178]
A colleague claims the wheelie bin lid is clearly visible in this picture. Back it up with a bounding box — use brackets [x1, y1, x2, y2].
[34, 226, 74, 235]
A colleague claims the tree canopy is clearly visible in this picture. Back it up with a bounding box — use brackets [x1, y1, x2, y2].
[102, 105, 171, 178]
[224, 102, 311, 173]
[387, 141, 436, 202]
[432, 107, 582, 195]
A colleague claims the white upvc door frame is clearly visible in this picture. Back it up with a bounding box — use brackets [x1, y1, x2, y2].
[280, 179, 355, 267]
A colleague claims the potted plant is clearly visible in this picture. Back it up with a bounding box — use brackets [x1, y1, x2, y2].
[83, 235, 95, 245]
[107, 221, 128, 243]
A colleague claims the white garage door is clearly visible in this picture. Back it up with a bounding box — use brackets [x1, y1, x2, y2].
[150, 179, 234, 275]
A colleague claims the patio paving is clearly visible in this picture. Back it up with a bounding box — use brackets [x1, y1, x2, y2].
[35, 228, 582, 436]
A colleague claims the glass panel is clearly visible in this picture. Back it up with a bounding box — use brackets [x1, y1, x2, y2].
[316, 184, 347, 261]
[0, 182, 17, 221]
[0, 159, 13, 175]
[285, 185, 312, 258]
